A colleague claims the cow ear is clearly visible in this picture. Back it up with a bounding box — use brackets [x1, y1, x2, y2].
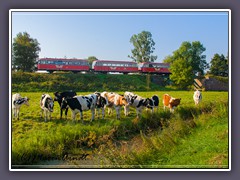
[179, 98, 181, 100]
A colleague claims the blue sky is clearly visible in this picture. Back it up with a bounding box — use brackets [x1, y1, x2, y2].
[11, 10, 229, 64]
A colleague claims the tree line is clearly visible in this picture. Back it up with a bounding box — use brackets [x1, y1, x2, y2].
[12, 31, 228, 89]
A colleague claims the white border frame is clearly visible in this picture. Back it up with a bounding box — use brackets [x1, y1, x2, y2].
[9, 9, 231, 171]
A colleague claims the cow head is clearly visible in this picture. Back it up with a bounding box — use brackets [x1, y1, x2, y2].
[53, 92, 62, 101]
[14, 97, 30, 106]
[24, 97, 30, 106]
[170, 98, 181, 107]
[129, 95, 138, 105]
[145, 98, 153, 109]
[46, 97, 54, 112]
[120, 96, 128, 106]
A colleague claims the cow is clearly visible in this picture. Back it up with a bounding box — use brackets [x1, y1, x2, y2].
[94, 92, 107, 119]
[146, 95, 159, 113]
[101, 91, 128, 119]
[124, 91, 149, 118]
[53, 91, 77, 119]
[40, 94, 54, 122]
[162, 94, 181, 113]
[61, 93, 99, 122]
[12, 93, 29, 120]
[193, 90, 202, 105]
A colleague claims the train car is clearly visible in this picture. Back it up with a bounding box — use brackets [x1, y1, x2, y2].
[92, 60, 139, 74]
[138, 62, 171, 74]
[37, 58, 90, 73]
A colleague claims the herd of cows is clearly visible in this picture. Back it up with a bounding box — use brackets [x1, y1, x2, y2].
[11, 90, 202, 122]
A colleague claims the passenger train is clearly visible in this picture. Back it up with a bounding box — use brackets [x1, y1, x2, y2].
[37, 58, 171, 75]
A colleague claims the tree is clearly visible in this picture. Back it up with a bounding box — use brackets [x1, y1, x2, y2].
[12, 32, 41, 72]
[87, 56, 98, 67]
[163, 41, 208, 75]
[169, 58, 194, 89]
[128, 31, 157, 63]
[209, 53, 228, 76]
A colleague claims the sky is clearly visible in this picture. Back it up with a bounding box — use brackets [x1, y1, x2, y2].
[11, 10, 229, 64]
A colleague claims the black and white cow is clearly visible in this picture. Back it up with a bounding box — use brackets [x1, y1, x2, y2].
[124, 91, 149, 118]
[94, 92, 107, 119]
[53, 91, 77, 119]
[12, 93, 29, 120]
[146, 95, 159, 113]
[62, 93, 99, 122]
[193, 90, 202, 105]
[40, 94, 54, 122]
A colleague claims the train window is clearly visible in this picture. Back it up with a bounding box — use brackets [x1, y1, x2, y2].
[143, 64, 149, 68]
[55, 61, 63, 65]
[40, 60, 46, 64]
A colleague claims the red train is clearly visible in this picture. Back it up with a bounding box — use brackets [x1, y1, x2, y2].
[37, 58, 171, 74]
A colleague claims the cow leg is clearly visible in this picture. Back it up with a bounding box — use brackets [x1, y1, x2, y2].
[80, 111, 83, 123]
[115, 106, 120, 119]
[124, 105, 129, 116]
[102, 108, 105, 119]
[44, 110, 47, 122]
[91, 108, 95, 122]
[136, 107, 142, 119]
[49, 112, 51, 121]
[108, 108, 111, 115]
[97, 108, 100, 119]
[17, 108, 20, 120]
[71, 111, 75, 122]
[13, 108, 16, 119]
[60, 108, 62, 119]
[65, 108, 68, 119]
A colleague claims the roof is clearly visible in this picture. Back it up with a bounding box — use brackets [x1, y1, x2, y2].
[94, 60, 137, 64]
[39, 58, 88, 61]
[140, 62, 170, 65]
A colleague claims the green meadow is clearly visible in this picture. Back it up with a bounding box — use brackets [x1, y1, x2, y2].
[11, 91, 229, 169]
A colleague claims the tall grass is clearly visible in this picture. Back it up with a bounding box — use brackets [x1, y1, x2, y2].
[99, 100, 229, 168]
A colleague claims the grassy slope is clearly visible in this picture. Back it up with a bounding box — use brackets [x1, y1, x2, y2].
[104, 101, 229, 169]
[12, 72, 167, 92]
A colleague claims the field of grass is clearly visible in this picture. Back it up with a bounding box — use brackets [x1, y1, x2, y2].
[10, 91, 229, 169]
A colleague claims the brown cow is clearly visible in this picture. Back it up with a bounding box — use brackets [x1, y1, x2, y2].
[101, 91, 128, 119]
[162, 94, 181, 113]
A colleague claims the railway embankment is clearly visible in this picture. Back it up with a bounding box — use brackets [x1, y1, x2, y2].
[11, 72, 168, 92]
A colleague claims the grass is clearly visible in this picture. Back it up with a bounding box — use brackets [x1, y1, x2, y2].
[10, 91, 229, 169]
[12, 72, 169, 92]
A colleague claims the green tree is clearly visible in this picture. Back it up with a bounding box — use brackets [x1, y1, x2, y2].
[209, 53, 228, 76]
[163, 41, 208, 75]
[12, 32, 41, 72]
[169, 58, 194, 89]
[128, 31, 157, 63]
[87, 56, 98, 67]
